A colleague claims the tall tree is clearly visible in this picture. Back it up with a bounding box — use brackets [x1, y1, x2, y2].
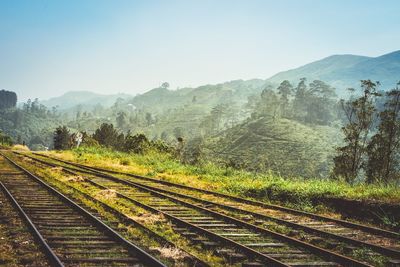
[260, 87, 279, 119]
[0, 89, 17, 109]
[292, 78, 308, 121]
[306, 80, 337, 125]
[92, 123, 121, 148]
[116, 111, 127, 129]
[276, 80, 293, 117]
[366, 85, 400, 183]
[53, 126, 71, 150]
[333, 80, 380, 182]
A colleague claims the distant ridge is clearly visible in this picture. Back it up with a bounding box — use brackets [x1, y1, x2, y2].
[266, 50, 400, 95]
[42, 50, 400, 109]
[41, 91, 132, 110]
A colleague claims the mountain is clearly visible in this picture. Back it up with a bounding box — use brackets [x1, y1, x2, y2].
[267, 50, 400, 95]
[41, 91, 132, 110]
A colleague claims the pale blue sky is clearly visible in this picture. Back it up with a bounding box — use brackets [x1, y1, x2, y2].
[1, 0, 399, 101]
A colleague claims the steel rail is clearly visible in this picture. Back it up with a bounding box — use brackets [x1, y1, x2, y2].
[10, 151, 292, 266]
[20, 153, 372, 267]
[24, 152, 400, 259]
[1, 151, 166, 267]
[33, 152, 399, 239]
[0, 182, 64, 267]
[12, 153, 210, 267]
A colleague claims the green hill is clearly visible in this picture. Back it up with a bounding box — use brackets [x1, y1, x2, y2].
[207, 117, 342, 178]
[130, 79, 267, 112]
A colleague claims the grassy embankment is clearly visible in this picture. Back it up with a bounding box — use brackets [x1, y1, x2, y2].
[43, 146, 400, 212]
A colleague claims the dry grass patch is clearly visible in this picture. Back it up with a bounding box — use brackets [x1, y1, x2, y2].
[95, 189, 117, 200]
[51, 166, 63, 172]
[66, 175, 85, 182]
[11, 144, 30, 151]
[128, 213, 165, 224]
[151, 246, 187, 261]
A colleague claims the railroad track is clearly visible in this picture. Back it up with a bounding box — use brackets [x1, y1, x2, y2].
[30, 153, 400, 259]
[12, 151, 383, 267]
[0, 152, 166, 267]
[2, 152, 211, 266]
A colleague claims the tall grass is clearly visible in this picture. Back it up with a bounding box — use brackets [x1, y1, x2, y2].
[47, 146, 400, 205]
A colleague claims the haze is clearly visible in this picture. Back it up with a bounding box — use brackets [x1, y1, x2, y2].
[1, 0, 399, 101]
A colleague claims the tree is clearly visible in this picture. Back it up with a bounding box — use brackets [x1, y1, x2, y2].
[53, 126, 71, 150]
[124, 133, 150, 154]
[0, 89, 17, 109]
[366, 85, 400, 183]
[116, 112, 127, 129]
[260, 87, 279, 119]
[181, 137, 204, 164]
[276, 80, 293, 117]
[333, 80, 380, 182]
[292, 78, 308, 121]
[92, 123, 121, 148]
[306, 80, 337, 125]
[161, 82, 170, 89]
[0, 131, 13, 146]
[145, 112, 153, 126]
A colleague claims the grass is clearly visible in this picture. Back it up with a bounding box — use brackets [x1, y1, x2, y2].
[44, 146, 400, 206]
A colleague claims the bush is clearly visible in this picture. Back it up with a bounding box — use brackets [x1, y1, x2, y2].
[124, 133, 151, 154]
[0, 130, 13, 146]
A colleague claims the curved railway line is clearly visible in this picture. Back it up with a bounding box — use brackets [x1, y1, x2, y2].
[9, 151, 399, 266]
[0, 152, 166, 267]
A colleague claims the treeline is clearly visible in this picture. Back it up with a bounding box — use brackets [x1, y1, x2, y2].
[0, 89, 17, 110]
[53, 123, 172, 154]
[333, 80, 400, 184]
[248, 78, 338, 125]
[0, 97, 61, 149]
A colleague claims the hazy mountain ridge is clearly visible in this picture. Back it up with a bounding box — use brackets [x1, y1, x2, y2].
[40, 50, 400, 110]
[41, 91, 132, 110]
[267, 51, 400, 94]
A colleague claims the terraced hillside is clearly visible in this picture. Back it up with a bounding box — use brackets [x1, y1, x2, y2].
[208, 117, 342, 178]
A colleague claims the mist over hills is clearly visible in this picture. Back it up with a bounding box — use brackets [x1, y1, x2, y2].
[40, 91, 132, 110]
[267, 50, 400, 94]
[39, 50, 400, 110]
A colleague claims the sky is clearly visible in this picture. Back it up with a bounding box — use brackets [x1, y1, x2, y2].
[1, 0, 399, 101]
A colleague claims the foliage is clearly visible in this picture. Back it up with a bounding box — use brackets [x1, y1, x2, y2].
[333, 80, 380, 183]
[0, 89, 17, 109]
[366, 86, 400, 183]
[206, 117, 340, 178]
[92, 123, 123, 148]
[0, 130, 13, 146]
[181, 136, 204, 164]
[124, 133, 151, 154]
[53, 126, 71, 150]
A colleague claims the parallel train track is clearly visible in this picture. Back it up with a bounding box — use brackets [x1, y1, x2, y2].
[13, 151, 399, 266]
[0, 152, 166, 267]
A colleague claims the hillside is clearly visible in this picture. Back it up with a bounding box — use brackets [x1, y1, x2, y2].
[130, 79, 267, 112]
[41, 91, 132, 110]
[207, 117, 342, 178]
[267, 50, 400, 95]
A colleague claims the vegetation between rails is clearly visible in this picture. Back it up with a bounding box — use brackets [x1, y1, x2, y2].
[9, 153, 226, 266]
[44, 146, 400, 208]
